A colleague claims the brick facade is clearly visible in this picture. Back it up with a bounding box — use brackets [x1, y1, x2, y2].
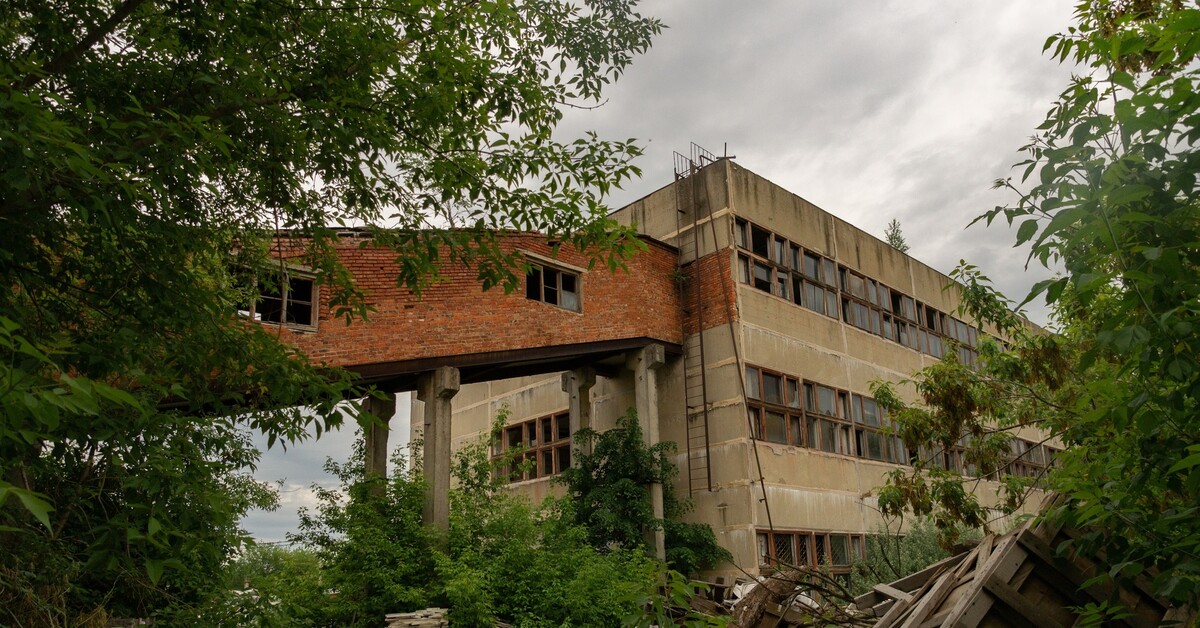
[272, 233, 683, 372]
[682, 250, 739, 336]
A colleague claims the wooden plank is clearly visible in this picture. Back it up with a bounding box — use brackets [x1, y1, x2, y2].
[874, 582, 914, 603]
[941, 533, 1026, 627]
[982, 576, 1065, 628]
[897, 556, 976, 628]
[875, 564, 945, 628]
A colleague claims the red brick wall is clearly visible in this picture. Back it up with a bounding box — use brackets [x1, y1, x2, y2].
[682, 249, 740, 336]
[272, 233, 683, 369]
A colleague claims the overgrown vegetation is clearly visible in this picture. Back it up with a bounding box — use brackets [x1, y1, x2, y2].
[848, 518, 979, 598]
[177, 413, 729, 627]
[0, 0, 661, 622]
[872, 0, 1200, 613]
[558, 409, 731, 576]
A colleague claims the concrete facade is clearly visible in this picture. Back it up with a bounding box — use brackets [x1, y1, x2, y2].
[436, 160, 1054, 582]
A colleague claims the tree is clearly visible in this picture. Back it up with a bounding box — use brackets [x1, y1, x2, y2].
[285, 427, 710, 627]
[875, 0, 1200, 611]
[558, 409, 730, 576]
[884, 218, 910, 253]
[0, 0, 662, 620]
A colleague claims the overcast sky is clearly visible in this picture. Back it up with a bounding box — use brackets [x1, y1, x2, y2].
[242, 1, 1079, 542]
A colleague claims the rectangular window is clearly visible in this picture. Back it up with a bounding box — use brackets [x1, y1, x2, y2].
[752, 262, 772, 292]
[751, 224, 770, 257]
[239, 267, 319, 329]
[746, 366, 761, 400]
[763, 372, 783, 405]
[494, 411, 571, 482]
[526, 264, 581, 312]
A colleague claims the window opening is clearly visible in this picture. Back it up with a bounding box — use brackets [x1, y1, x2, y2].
[494, 411, 572, 482]
[525, 264, 580, 312]
[238, 267, 318, 329]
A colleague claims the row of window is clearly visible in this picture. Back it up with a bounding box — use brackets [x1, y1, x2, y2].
[238, 257, 579, 332]
[757, 530, 866, 586]
[735, 219, 980, 366]
[492, 411, 572, 482]
[921, 437, 1060, 481]
[745, 366, 908, 465]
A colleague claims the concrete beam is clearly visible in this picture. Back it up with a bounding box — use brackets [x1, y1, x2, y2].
[627, 343, 667, 560]
[416, 366, 459, 536]
[561, 367, 597, 462]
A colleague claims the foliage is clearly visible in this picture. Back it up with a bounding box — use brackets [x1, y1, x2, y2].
[558, 409, 731, 575]
[279, 425, 712, 627]
[1, 0, 661, 618]
[877, 0, 1200, 610]
[884, 218, 911, 253]
[291, 441, 436, 626]
[848, 517, 978, 597]
[166, 544, 327, 627]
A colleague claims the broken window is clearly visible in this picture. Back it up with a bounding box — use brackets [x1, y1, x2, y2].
[526, 264, 580, 312]
[494, 411, 572, 482]
[237, 266, 319, 330]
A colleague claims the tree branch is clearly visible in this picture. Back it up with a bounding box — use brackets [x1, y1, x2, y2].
[11, 0, 154, 93]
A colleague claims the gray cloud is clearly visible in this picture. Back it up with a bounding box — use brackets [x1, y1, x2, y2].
[562, 0, 1075, 324]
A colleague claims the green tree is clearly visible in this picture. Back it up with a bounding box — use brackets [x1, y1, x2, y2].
[884, 218, 910, 254]
[1, 0, 661, 621]
[876, 0, 1200, 611]
[289, 428, 689, 627]
[558, 409, 730, 575]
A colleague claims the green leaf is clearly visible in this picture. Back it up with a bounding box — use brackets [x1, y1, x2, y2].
[1015, 219, 1040, 246]
[13, 488, 54, 532]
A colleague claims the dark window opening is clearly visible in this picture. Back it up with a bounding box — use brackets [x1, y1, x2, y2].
[238, 269, 318, 329]
[526, 264, 580, 312]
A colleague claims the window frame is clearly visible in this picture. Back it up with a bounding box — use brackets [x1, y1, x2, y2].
[524, 260, 582, 313]
[237, 264, 320, 331]
[493, 410, 572, 482]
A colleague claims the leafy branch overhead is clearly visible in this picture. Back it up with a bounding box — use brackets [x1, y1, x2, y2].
[883, 0, 1200, 610]
[0, 0, 662, 621]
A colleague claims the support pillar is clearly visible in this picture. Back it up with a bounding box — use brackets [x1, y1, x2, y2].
[561, 367, 597, 463]
[627, 343, 667, 560]
[363, 392, 396, 491]
[417, 366, 459, 536]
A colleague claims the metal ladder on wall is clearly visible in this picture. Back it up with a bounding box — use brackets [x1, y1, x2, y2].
[673, 143, 718, 495]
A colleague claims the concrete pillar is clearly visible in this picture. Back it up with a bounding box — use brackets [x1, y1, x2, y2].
[627, 343, 667, 560]
[417, 366, 459, 536]
[363, 392, 396, 491]
[561, 367, 597, 463]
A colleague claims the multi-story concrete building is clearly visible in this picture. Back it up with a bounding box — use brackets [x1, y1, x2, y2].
[280, 157, 1052, 582]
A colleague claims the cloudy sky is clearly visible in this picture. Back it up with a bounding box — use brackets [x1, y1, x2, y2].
[242, 1, 1079, 542]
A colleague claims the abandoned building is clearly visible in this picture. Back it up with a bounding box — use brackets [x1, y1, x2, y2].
[275, 154, 1057, 581]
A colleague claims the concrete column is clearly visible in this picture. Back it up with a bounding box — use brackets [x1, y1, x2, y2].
[363, 392, 396, 491]
[561, 367, 597, 463]
[627, 343, 667, 560]
[417, 366, 460, 536]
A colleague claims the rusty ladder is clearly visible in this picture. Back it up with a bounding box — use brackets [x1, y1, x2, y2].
[673, 143, 717, 495]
